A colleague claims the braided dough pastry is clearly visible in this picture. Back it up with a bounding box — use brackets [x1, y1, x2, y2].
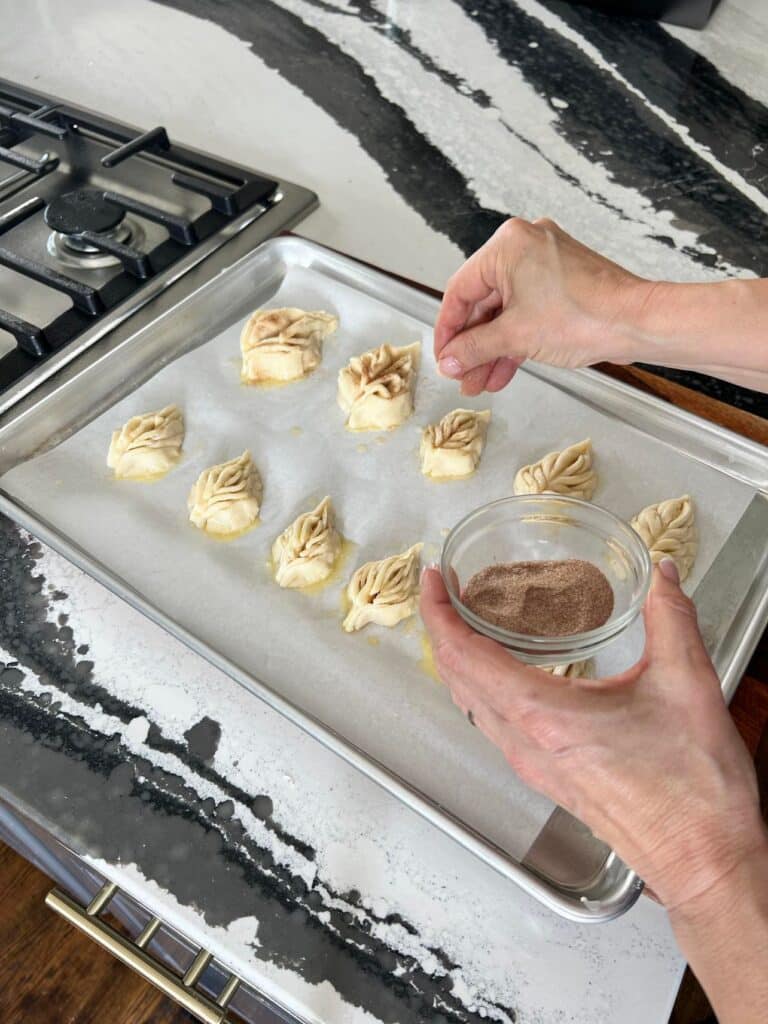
[107, 404, 184, 480]
[540, 659, 594, 679]
[272, 496, 342, 589]
[188, 450, 262, 537]
[630, 494, 697, 582]
[338, 342, 420, 430]
[514, 438, 597, 500]
[420, 408, 491, 479]
[240, 308, 338, 383]
[343, 543, 423, 632]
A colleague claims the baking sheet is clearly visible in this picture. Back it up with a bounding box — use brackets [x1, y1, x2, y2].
[1, 260, 756, 862]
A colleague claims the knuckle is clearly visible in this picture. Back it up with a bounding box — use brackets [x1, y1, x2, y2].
[498, 216, 529, 241]
[660, 589, 699, 622]
[445, 268, 462, 291]
[433, 637, 465, 679]
[532, 216, 559, 233]
[517, 704, 569, 752]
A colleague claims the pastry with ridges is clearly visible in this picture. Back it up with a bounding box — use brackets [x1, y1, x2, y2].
[272, 496, 342, 588]
[107, 404, 184, 480]
[514, 438, 597, 500]
[338, 342, 420, 430]
[188, 450, 262, 537]
[541, 660, 594, 679]
[343, 543, 423, 632]
[240, 307, 338, 383]
[420, 408, 491, 479]
[630, 494, 697, 582]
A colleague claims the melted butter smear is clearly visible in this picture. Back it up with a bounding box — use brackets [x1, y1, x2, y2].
[241, 374, 300, 390]
[113, 466, 176, 483]
[423, 469, 477, 483]
[203, 519, 261, 543]
[419, 631, 442, 683]
[298, 537, 356, 595]
[268, 538, 356, 595]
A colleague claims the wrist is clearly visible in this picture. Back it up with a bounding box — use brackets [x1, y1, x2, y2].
[669, 829, 768, 1024]
[597, 275, 672, 366]
[669, 827, 768, 930]
[608, 275, 766, 375]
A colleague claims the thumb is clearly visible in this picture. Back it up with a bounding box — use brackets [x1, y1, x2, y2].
[437, 313, 523, 378]
[643, 559, 710, 674]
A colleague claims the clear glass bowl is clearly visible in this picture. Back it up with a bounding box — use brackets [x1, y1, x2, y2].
[440, 494, 652, 665]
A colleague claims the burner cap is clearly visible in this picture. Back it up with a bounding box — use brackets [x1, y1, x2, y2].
[44, 188, 124, 235]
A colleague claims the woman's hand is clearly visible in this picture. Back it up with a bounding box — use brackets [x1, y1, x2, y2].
[420, 560, 767, 910]
[434, 217, 656, 396]
[435, 216, 768, 395]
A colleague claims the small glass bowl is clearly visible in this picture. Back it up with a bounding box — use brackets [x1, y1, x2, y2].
[440, 494, 652, 665]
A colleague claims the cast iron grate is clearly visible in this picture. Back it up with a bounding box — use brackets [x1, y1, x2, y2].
[0, 83, 280, 396]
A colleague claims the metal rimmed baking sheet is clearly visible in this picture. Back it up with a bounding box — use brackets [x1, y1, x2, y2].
[1, 237, 767, 922]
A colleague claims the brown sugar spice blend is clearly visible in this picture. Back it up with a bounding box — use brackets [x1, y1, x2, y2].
[462, 559, 614, 637]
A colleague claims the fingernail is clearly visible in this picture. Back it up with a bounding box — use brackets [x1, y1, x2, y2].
[438, 356, 463, 378]
[658, 557, 679, 584]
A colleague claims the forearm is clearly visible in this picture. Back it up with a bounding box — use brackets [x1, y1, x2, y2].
[669, 835, 768, 1024]
[618, 277, 768, 393]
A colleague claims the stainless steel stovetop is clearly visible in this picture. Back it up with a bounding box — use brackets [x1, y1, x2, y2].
[0, 79, 317, 418]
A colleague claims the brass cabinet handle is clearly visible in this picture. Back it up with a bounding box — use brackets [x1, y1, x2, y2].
[46, 883, 242, 1023]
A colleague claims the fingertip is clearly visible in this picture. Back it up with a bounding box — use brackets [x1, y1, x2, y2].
[438, 355, 464, 379]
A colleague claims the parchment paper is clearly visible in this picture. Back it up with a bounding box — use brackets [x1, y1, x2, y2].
[2, 262, 755, 860]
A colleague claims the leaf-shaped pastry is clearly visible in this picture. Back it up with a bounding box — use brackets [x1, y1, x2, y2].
[107, 404, 184, 480]
[188, 450, 262, 537]
[272, 496, 342, 589]
[420, 408, 491, 479]
[514, 438, 597, 500]
[240, 307, 338, 383]
[630, 494, 697, 582]
[338, 342, 420, 430]
[343, 543, 423, 632]
[540, 659, 594, 679]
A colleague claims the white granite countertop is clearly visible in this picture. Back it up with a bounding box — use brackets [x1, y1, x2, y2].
[2, 1, 768, 1021]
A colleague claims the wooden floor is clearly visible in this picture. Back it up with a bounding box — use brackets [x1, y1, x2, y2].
[0, 840, 194, 1024]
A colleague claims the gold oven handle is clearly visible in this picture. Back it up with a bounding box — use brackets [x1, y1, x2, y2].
[46, 883, 242, 1024]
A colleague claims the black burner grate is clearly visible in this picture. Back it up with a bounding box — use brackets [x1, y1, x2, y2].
[0, 82, 281, 399]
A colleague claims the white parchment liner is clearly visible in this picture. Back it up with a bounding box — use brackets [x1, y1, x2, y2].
[3, 263, 754, 860]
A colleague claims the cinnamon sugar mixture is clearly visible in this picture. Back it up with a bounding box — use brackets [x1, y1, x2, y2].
[462, 559, 614, 637]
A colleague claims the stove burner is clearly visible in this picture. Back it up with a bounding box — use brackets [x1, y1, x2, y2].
[60, 221, 132, 255]
[46, 220, 144, 276]
[43, 188, 142, 270]
[44, 188, 125, 236]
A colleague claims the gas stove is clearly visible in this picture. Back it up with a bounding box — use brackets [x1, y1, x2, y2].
[0, 79, 317, 416]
